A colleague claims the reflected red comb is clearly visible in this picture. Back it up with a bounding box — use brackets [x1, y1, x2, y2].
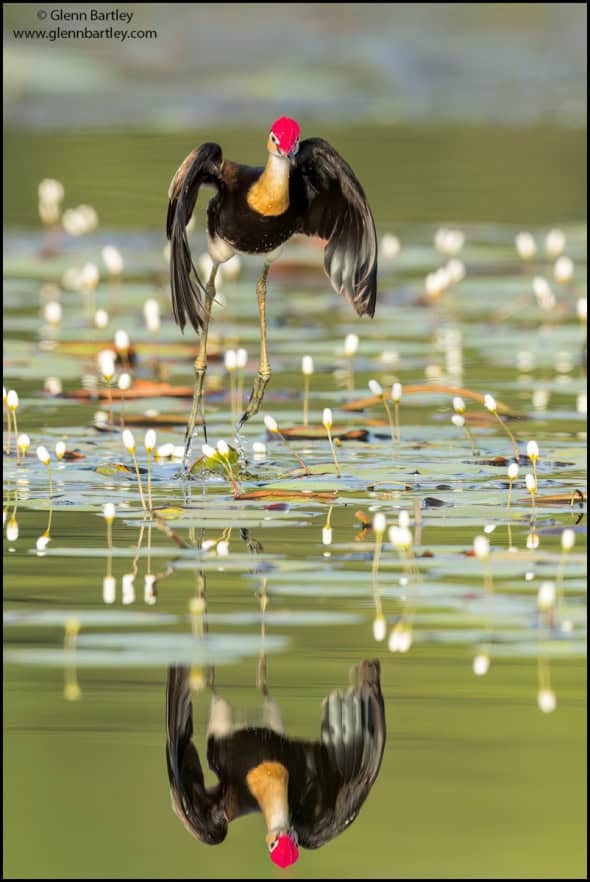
[270, 117, 300, 153]
[270, 834, 299, 869]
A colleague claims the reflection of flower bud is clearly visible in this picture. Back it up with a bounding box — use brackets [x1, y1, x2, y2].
[102, 575, 116, 604]
[302, 355, 314, 376]
[322, 526, 332, 546]
[373, 512, 386, 535]
[537, 582, 556, 612]
[6, 518, 19, 542]
[507, 462, 519, 480]
[561, 529, 575, 552]
[473, 652, 490, 676]
[473, 535, 490, 560]
[101, 245, 124, 276]
[344, 333, 359, 356]
[545, 229, 565, 258]
[373, 615, 386, 642]
[537, 688, 556, 714]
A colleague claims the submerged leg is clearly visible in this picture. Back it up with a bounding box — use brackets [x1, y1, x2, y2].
[238, 264, 271, 429]
[184, 265, 218, 466]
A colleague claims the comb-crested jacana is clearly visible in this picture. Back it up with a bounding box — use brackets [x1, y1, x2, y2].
[166, 659, 385, 867]
[166, 116, 378, 463]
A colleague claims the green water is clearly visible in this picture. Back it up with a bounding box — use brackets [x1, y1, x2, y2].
[3, 122, 588, 879]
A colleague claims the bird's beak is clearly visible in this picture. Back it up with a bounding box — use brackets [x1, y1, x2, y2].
[287, 149, 297, 166]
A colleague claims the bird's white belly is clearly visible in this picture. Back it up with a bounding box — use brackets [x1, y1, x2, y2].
[208, 235, 284, 265]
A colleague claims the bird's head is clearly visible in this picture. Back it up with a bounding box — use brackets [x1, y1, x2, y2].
[268, 117, 300, 164]
[266, 830, 300, 869]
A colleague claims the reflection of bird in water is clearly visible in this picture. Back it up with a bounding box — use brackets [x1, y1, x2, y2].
[166, 659, 386, 868]
[166, 116, 378, 461]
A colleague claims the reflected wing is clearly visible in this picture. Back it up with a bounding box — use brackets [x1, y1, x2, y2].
[166, 142, 223, 333]
[293, 659, 386, 849]
[296, 138, 378, 318]
[165, 666, 227, 845]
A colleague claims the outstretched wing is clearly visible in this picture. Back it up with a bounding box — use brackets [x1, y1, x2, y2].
[295, 138, 378, 318]
[293, 659, 386, 849]
[165, 666, 227, 845]
[166, 142, 223, 333]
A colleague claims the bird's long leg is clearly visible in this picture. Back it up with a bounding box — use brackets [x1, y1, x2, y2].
[184, 265, 218, 466]
[238, 264, 271, 429]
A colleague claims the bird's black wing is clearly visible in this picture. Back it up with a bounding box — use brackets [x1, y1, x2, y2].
[295, 138, 378, 318]
[166, 142, 223, 333]
[165, 666, 227, 845]
[292, 659, 386, 849]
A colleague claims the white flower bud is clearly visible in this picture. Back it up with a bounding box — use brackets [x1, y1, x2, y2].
[143, 298, 161, 332]
[144, 430, 157, 452]
[103, 503, 116, 523]
[526, 532, 540, 550]
[380, 233, 400, 259]
[368, 379, 383, 397]
[302, 355, 314, 376]
[553, 256, 574, 284]
[44, 301, 62, 326]
[36, 534, 50, 552]
[515, 231, 536, 260]
[17, 434, 30, 454]
[526, 440, 539, 461]
[252, 441, 266, 455]
[122, 429, 136, 452]
[101, 245, 124, 276]
[114, 329, 130, 351]
[398, 510, 410, 528]
[507, 462, 519, 480]
[391, 382, 402, 403]
[97, 349, 116, 382]
[156, 443, 174, 459]
[55, 441, 66, 460]
[322, 526, 332, 546]
[7, 390, 18, 410]
[94, 309, 109, 329]
[525, 473, 536, 493]
[36, 446, 50, 465]
[561, 529, 575, 552]
[447, 258, 466, 284]
[217, 540, 229, 557]
[236, 348, 248, 368]
[483, 394, 496, 413]
[577, 298, 587, 323]
[80, 262, 99, 290]
[38, 178, 64, 203]
[451, 413, 465, 428]
[545, 229, 565, 257]
[373, 512, 386, 535]
[224, 349, 237, 371]
[44, 377, 62, 396]
[453, 396, 465, 413]
[344, 333, 359, 356]
[201, 444, 216, 459]
[118, 373, 131, 391]
[322, 408, 333, 429]
[264, 415, 278, 433]
[217, 440, 230, 457]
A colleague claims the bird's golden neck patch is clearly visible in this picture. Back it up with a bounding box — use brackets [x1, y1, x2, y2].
[246, 761, 289, 831]
[247, 154, 290, 217]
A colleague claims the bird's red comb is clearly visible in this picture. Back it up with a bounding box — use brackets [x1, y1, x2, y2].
[270, 117, 300, 153]
[270, 834, 299, 869]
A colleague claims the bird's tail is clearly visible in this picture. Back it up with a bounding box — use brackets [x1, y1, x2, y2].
[167, 195, 207, 334]
[166, 143, 223, 334]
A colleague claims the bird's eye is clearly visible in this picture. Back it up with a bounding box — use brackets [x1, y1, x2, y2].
[271, 133, 278, 144]
[269, 839, 278, 852]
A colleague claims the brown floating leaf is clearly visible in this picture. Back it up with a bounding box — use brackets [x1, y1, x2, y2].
[235, 489, 337, 502]
[518, 490, 586, 507]
[123, 413, 187, 427]
[355, 510, 371, 525]
[62, 449, 85, 461]
[64, 380, 194, 400]
[279, 425, 368, 442]
[343, 385, 523, 418]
